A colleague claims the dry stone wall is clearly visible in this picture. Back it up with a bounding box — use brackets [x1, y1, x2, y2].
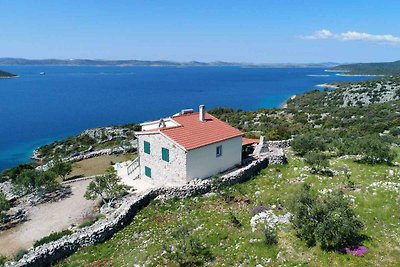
[8, 156, 272, 267]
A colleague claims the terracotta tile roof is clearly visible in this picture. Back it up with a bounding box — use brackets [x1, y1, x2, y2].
[242, 138, 259, 146]
[160, 112, 244, 150]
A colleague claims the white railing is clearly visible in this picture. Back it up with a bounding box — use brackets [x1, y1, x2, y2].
[127, 158, 139, 175]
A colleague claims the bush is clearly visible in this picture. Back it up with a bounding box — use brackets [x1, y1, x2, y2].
[304, 151, 330, 173]
[0, 255, 6, 266]
[289, 184, 317, 247]
[33, 230, 73, 248]
[264, 226, 278, 245]
[14, 249, 28, 261]
[354, 135, 396, 164]
[292, 133, 326, 156]
[164, 226, 214, 266]
[290, 184, 363, 250]
[229, 212, 242, 228]
[50, 158, 72, 180]
[314, 191, 363, 250]
[0, 192, 10, 222]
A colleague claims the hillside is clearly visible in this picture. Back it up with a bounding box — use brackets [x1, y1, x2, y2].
[0, 70, 16, 78]
[0, 57, 337, 68]
[331, 60, 400, 75]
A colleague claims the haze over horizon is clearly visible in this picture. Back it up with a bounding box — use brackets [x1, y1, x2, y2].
[1, 0, 400, 63]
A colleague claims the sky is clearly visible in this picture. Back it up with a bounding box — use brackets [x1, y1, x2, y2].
[1, 0, 400, 63]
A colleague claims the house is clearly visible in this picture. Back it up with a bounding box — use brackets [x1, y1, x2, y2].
[134, 105, 244, 186]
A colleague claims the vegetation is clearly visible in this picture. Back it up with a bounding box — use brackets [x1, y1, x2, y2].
[14, 169, 59, 195]
[290, 184, 363, 250]
[331, 60, 400, 75]
[163, 226, 214, 266]
[33, 230, 73, 248]
[13, 249, 28, 261]
[50, 158, 72, 180]
[58, 149, 400, 266]
[0, 192, 10, 222]
[0, 255, 6, 267]
[34, 123, 139, 162]
[84, 167, 127, 204]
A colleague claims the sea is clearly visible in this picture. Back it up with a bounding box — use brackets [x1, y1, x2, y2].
[0, 66, 373, 171]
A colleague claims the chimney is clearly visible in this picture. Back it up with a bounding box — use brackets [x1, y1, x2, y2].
[199, 105, 205, 122]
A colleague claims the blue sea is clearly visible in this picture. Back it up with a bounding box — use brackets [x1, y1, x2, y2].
[0, 66, 372, 171]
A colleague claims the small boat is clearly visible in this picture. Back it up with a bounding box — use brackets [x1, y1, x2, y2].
[39, 72, 46, 75]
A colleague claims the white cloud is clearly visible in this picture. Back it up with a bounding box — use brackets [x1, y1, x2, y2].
[300, 29, 400, 44]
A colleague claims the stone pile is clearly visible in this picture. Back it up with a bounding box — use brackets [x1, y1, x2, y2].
[0, 208, 28, 231]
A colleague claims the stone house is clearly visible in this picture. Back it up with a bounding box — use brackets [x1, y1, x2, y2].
[133, 105, 244, 186]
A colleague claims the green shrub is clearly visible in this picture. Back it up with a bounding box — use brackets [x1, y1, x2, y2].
[14, 249, 28, 261]
[354, 135, 396, 164]
[229, 212, 242, 228]
[164, 226, 214, 266]
[289, 184, 317, 247]
[304, 151, 330, 173]
[0, 255, 6, 266]
[290, 184, 363, 250]
[292, 133, 326, 156]
[0, 192, 10, 223]
[33, 230, 73, 248]
[14, 169, 59, 195]
[264, 226, 278, 245]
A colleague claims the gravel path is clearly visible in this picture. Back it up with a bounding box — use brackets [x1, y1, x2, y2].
[0, 179, 97, 257]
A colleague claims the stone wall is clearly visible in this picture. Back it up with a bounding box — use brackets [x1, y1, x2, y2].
[8, 156, 270, 267]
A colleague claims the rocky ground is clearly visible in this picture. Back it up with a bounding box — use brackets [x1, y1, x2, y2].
[0, 179, 97, 257]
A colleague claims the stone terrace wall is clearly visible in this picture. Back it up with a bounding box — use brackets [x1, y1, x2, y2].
[9, 157, 269, 267]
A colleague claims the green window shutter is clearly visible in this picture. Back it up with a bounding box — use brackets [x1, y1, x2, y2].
[145, 166, 152, 178]
[144, 141, 150, 154]
[162, 148, 169, 162]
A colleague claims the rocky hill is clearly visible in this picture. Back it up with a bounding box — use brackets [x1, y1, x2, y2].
[290, 76, 400, 109]
[331, 60, 400, 75]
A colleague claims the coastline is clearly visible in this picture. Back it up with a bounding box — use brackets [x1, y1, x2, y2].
[335, 73, 384, 77]
[316, 83, 338, 89]
[0, 75, 18, 79]
[281, 95, 296, 108]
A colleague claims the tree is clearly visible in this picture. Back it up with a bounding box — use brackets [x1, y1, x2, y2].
[14, 169, 58, 194]
[355, 135, 396, 164]
[0, 191, 10, 222]
[292, 133, 326, 156]
[304, 151, 330, 173]
[51, 158, 72, 180]
[84, 167, 126, 205]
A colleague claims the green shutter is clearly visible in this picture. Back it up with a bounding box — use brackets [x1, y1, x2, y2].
[144, 141, 150, 154]
[145, 166, 152, 178]
[162, 148, 169, 162]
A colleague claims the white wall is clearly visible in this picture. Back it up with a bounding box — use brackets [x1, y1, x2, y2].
[186, 136, 242, 180]
[137, 133, 187, 186]
[140, 118, 179, 131]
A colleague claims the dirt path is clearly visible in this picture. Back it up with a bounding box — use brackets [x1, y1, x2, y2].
[0, 179, 97, 257]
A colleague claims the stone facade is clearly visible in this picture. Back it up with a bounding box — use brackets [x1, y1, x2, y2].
[137, 133, 188, 186]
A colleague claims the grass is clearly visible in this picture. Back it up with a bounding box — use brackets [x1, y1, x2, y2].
[66, 154, 135, 179]
[57, 149, 400, 266]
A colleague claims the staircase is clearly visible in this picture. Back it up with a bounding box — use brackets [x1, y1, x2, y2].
[127, 158, 139, 176]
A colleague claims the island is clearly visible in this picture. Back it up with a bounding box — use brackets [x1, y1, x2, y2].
[0, 70, 17, 78]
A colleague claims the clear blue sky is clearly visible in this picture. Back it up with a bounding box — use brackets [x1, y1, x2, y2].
[1, 0, 400, 63]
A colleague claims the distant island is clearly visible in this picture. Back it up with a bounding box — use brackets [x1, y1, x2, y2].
[0, 70, 17, 78]
[330, 60, 400, 75]
[0, 57, 338, 68]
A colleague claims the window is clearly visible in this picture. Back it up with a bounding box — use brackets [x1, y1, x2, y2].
[216, 145, 222, 157]
[145, 166, 152, 178]
[144, 141, 150, 154]
[162, 147, 169, 162]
